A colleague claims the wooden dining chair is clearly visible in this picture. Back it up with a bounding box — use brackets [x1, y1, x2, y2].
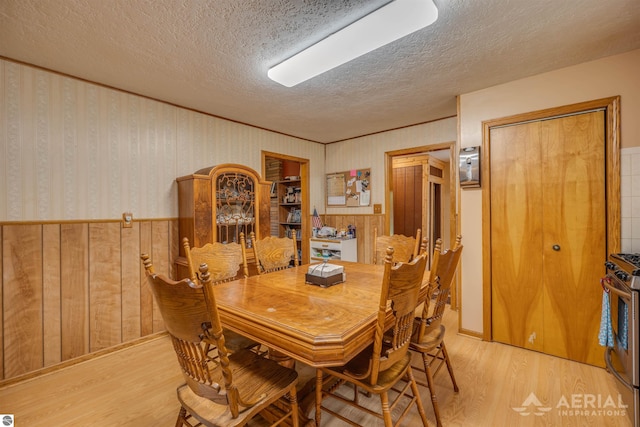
[182, 234, 259, 354]
[249, 232, 299, 275]
[183, 234, 249, 283]
[140, 254, 299, 427]
[411, 236, 463, 427]
[315, 247, 430, 427]
[373, 227, 422, 265]
[248, 231, 300, 366]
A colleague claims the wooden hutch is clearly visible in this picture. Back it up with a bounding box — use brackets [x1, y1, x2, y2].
[175, 164, 272, 278]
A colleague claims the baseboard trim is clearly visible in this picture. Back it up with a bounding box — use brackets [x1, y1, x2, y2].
[0, 332, 168, 389]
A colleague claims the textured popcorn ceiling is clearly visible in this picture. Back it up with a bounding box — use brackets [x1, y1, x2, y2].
[1, 0, 639, 143]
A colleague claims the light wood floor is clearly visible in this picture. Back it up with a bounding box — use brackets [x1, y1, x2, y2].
[0, 307, 631, 426]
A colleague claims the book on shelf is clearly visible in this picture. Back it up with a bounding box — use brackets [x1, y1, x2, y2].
[291, 208, 301, 223]
[284, 226, 302, 240]
[286, 208, 301, 223]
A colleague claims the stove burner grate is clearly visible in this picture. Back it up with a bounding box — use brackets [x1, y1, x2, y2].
[611, 253, 640, 277]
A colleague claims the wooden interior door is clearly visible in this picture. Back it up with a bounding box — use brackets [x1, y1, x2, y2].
[392, 164, 423, 237]
[490, 110, 606, 366]
[540, 111, 606, 366]
[490, 120, 545, 352]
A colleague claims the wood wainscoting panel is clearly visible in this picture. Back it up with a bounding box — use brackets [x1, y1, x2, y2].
[60, 223, 90, 362]
[139, 221, 154, 336]
[89, 222, 122, 352]
[169, 219, 179, 279]
[42, 224, 62, 367]
[2, 225, 43, 378]
[151, 221, 169, 333]
[320, 214, 385, 263]
[121, 222, 141, 342]
[0, 219, 177, 381]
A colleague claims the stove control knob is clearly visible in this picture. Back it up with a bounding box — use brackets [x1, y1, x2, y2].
[614, 270, 629, 281]
[605, 261, 616, 270]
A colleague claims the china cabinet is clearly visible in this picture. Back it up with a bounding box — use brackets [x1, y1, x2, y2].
[175, 164, 271, 278]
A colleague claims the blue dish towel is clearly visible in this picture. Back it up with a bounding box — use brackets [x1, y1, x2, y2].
[599, 290, 614, 347]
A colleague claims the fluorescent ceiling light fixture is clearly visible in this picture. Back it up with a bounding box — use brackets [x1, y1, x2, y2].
[268, 0, 438, 87]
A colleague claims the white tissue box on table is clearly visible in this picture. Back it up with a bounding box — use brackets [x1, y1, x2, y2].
[305, 263, 345, 288]
[307, 263, 344, 278]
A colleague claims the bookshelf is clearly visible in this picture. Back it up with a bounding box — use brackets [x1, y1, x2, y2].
[264, 155, 308, 263]
[278, 178, 302, 243]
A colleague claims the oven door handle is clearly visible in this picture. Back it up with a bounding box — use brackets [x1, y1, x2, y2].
[602, 278, 632, 300]
[604, 347, 634, 391]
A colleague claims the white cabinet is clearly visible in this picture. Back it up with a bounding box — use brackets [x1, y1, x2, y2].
[310, 238, 357, 262]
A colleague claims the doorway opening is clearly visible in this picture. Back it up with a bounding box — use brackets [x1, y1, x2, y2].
[262, 151, 310, 264]
[385, 142, 459, 307]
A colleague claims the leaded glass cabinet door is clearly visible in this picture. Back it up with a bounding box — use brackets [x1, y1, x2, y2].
[215, 171, 255, 244]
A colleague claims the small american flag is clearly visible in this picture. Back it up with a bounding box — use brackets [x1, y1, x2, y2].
[312, 208, 323, 229]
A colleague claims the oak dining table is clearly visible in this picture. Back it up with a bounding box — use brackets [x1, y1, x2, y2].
[212, 260, 429, 423]
[213, 260, 381, 368]
[213, 260, 429, 368]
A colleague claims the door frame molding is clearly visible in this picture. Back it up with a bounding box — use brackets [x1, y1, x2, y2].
[481, 96, 621, 341]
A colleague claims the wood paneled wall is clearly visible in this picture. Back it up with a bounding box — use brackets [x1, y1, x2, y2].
[2, 215, 379, 380]
[320, 214, 385, 264]
[0, 219, 178, 380]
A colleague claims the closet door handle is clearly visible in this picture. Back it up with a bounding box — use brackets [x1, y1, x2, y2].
[552, 244, 561, 251]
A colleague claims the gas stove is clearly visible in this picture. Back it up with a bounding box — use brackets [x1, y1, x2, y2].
[604, 252, 640, 427]
[606, 253, 640, 290]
